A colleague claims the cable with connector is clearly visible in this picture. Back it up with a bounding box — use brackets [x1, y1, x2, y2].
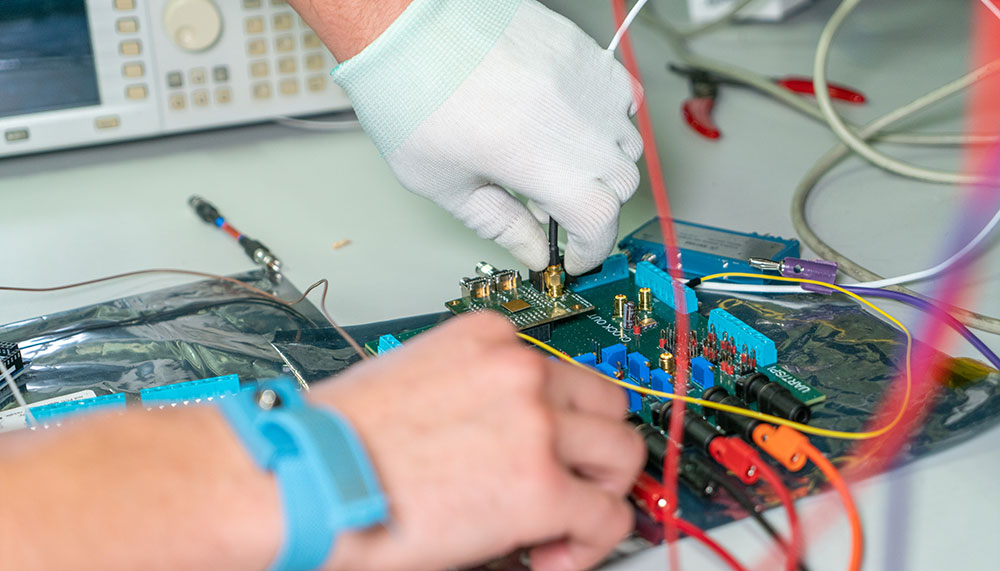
[753, 424, 863, 571]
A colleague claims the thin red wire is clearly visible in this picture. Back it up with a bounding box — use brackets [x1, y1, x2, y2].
[674, 518, 750, 571]
[610, 2, 691, 569]
[754, 459, 803, 571]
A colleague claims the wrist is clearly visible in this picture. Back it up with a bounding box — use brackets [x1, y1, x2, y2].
[218, 380, 388, 571]
[288, 0, 414, 61]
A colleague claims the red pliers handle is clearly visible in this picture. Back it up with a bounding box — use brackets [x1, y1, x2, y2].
[774, 76, 867, 104]
[670, 64, 868, 140]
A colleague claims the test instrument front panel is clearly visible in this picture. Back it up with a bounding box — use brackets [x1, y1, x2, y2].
[0, 0, 352, 158]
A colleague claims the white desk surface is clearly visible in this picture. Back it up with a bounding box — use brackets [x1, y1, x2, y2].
[1, 0, 998, 569]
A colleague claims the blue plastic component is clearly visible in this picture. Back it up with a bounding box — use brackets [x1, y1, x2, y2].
[650, 369, 673, 396]
[708, 308, 778, 366]
[627, 352, 650, 385]
[600, 344, 628, 370]
[618, 218, 800, 282]
[140, 374, 241, 407]
[634, 262, 698, 314]
[31, 393, 127, 424]
[573, 353, 598, 368]
[569, 254, 630, 292]
[691, 356, 715, 389]
[377, 334, 402, 354]
[623, 387, 642, 412]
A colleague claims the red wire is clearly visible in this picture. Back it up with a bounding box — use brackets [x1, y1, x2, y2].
[609, 2, 691, 568]
[674, 518, 750, 571]
[753, 459, 803, 571]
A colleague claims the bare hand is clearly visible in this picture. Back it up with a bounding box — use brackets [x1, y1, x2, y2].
[312, 312, 646, 571]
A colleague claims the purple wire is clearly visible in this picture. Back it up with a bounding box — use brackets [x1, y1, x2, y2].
[844, 286, 1000, 371]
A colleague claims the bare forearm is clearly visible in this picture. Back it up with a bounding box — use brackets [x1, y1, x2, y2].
[288, 0, 414, 61]
[0, 408, 282, 569]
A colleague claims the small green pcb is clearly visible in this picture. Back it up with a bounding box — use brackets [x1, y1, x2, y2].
[445, 281, 594, 331]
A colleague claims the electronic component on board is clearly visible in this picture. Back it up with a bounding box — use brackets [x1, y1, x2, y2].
[659, 352, 676, 374]
[634, 262, 698, 314]
[140, 375, 241, 408]
[637, 287, 653, 311]
[702, 386, 761, 441]
[566, 254, 630, 292]
[707, 308, 777, 367]
[735, 372, 811, 424]
[627, 352, 651, 385]
[613, 294, 628, 318]
[690, 356, 715, 389]
[31, 393, 128, 426]
[622, 301, 637, 330]
[0, 342, 24, 374]
[543, 265, 564, 298]
[377, 335, 403, 354]
[460, 276, 494, 301]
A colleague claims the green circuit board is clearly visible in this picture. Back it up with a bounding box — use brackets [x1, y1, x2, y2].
[367, 263, 825, 417]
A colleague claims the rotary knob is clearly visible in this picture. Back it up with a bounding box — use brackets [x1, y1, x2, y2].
[163, 0, 222, 52]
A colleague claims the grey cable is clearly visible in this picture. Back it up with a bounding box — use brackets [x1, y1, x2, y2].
[791, 65, 1000, 333]
[813, 0, 993, 184]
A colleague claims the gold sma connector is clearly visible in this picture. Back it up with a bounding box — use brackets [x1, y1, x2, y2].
[659, 352, 676, 374]
[543, 265, 564, 298]
[613, 294, 627, 318]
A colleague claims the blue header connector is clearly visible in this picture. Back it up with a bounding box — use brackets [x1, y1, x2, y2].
[377, 334, 402, 355]
[635, 262, 698, 314]
[569, 254, 630, 292]
[31, 393, 127, 425]
[708, 309, 777, 366]
[140, 374, 241, 407]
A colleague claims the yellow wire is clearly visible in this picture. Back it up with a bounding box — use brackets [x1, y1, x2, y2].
[518, 272, 912, 441]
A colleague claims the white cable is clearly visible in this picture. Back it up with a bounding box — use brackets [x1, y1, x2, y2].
[607, 0, 650, 52]
[813, 0, 988, 185]
[273, 115, 361, 132]
[981, 0, 1000, 21]
[860, 207, 1000, 289]
[0, 359, 35, 426]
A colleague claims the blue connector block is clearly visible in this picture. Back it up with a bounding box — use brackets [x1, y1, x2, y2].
[650, 369, 673, 396]
[595, 363, 619, 380]
[573, 353, 598, 368]
[140, 374, 242, 407]
[32, 393, 127, 424]
[707, 308, 777, 366]
[377, 334, 402, 354]
[691, 356, 715, 389]
[634, 262, 698, 314]
[569, 254, 630, 292]
[624, 387, 642, 412]
[627, 352, 650, 385]
[601, 344, 628, 370]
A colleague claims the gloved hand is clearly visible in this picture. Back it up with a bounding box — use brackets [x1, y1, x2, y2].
[333, 0, 643, 275]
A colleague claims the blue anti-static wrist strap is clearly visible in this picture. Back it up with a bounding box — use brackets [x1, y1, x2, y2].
[219, 379, 388, 571]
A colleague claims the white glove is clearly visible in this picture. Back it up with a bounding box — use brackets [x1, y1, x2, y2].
[332, 0, 643, 274]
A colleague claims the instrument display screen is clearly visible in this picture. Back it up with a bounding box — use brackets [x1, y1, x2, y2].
[0, 0, 101, 119]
